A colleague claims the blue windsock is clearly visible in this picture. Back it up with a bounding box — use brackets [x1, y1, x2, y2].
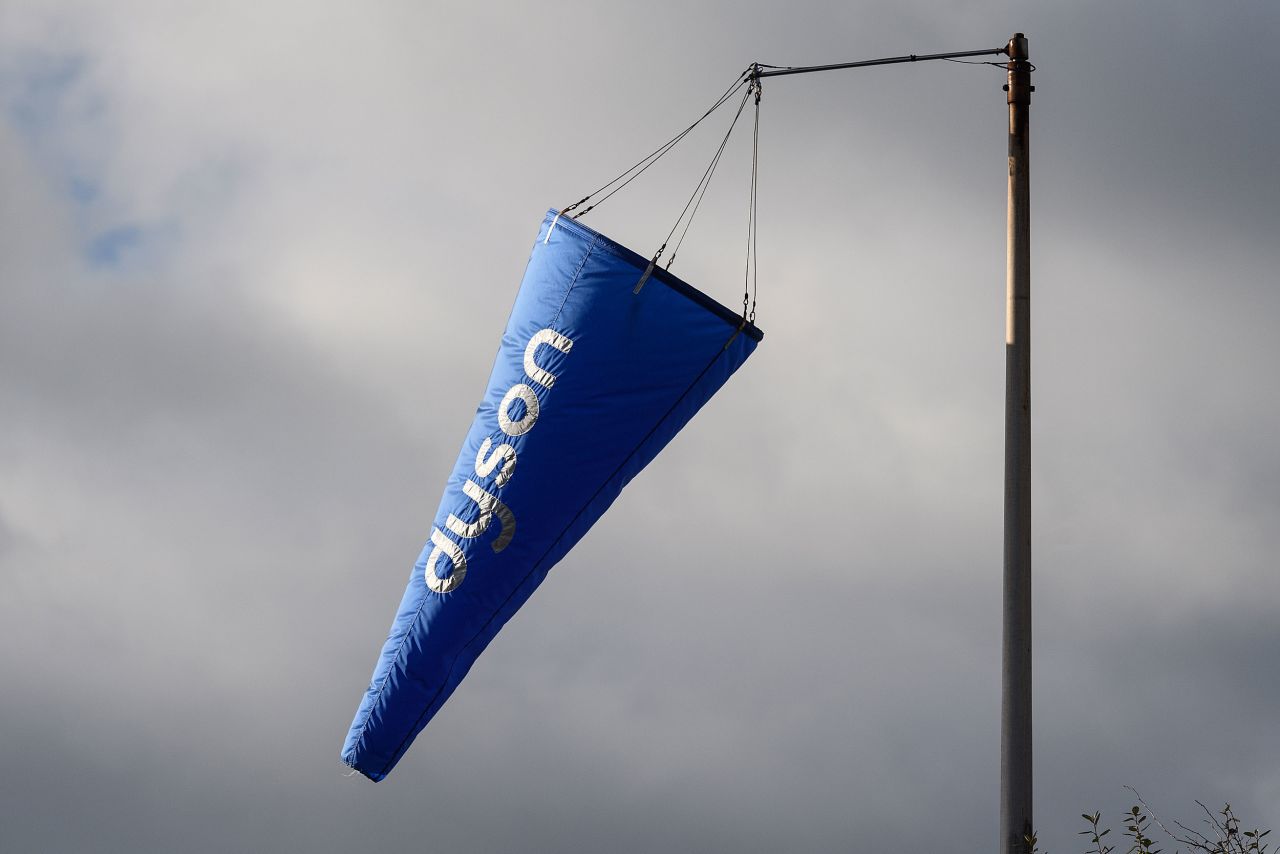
[342, 210, 762, 781]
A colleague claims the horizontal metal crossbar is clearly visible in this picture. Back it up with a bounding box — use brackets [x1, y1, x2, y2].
[754, 47, 1009, 78]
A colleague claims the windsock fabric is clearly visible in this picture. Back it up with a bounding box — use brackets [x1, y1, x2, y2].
[341, 209, 763, 781]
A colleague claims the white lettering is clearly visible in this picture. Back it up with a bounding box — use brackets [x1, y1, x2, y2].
[426, 327, 576, 594]
[523, 328, 574, 389]
[475, 438, 517, 487]
[424, 527, 467, 593]
[445, 479, 515, 553]
[497, 383, 540, 436]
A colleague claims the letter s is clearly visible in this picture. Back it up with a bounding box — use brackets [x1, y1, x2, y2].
[475, 437, 517, 487]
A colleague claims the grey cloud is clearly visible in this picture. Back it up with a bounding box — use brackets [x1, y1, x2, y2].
[2, 0, 1278, 852]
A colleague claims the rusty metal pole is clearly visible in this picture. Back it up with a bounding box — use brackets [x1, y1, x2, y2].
[1000, 31, 1033, 854]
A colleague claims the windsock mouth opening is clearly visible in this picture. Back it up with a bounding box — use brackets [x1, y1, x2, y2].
[542, 209, 764, 343]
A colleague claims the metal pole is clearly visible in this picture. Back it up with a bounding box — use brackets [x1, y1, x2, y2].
[745, 39, 1034, 847]
[1000, 31, 1033, 854]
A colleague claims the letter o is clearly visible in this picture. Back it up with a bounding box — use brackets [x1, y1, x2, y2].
[497, 383, 540, 437]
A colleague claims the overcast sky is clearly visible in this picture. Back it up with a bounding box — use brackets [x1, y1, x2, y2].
[2, 1, 1278, 852]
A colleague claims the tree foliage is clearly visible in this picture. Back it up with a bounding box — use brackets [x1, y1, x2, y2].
[1026, 792, 1271, 854]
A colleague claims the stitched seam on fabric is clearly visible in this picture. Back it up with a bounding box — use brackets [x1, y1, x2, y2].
[371, 233, 599, 778]
[551, 234, 598, 327]
[347, 593, 431, 769]
[377, 334, 738, 777]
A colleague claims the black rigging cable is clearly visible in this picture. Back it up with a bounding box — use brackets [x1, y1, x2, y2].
[940, 57, 1025, 71]
[632, 79, 757, 296]
[562, 51, 1011, 318]
[558, 64, 765, 317]
[563, 69, 752, 220]
[743, 70, 761, 323]
[659, 83, 754, 270]
[664, 83, 750, 270]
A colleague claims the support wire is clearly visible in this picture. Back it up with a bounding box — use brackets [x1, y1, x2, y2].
[743, 70, 761, 323]
[661, 83, 754, 269]
[563, 69, 753, 220]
